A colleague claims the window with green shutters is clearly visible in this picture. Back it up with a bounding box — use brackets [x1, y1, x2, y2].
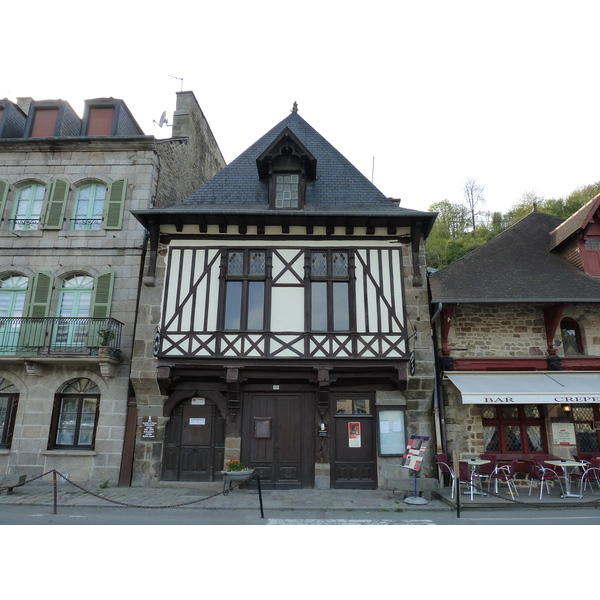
[12, 183, 46, 230]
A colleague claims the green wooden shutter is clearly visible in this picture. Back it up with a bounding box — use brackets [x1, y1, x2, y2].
[19, 271, 53, 352]
[91, 271, 115, 318]
[0, 179, 9, 221]
[104, 178, 127, 230]
[24, 271, 53, 317]
[41, 178, 69, 229]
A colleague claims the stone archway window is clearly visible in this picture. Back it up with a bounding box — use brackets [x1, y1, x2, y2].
[49, 378, 100, 449]
[560, 318, 583, 355]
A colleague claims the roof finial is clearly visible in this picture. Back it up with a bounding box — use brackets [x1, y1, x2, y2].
[292, 101, 298, 113]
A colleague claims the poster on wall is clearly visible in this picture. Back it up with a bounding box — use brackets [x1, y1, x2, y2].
[348, 422, 361, 447]
[400, 435, 430, 471]
[551, 422, 576, 446]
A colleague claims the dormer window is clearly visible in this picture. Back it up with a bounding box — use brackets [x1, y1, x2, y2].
[256, 127, 316, 210]
[275, 174, 300, 209]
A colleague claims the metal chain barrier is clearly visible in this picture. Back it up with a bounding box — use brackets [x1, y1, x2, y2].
[0, 469, 263, 516]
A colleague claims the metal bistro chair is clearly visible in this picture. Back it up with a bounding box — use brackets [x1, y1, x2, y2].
[570, 466, 600, 495]
[435, 454, 456, 498]
[527, 460, 564, 499]
[488, 460, 520, 497]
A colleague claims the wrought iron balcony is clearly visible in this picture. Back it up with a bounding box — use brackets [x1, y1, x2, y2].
[0, 317, 123, 359]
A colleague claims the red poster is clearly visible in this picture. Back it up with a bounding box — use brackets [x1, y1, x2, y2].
[348, 422, 361, 447]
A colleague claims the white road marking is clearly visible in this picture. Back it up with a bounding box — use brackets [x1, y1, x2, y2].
[266, 518, 435, 525]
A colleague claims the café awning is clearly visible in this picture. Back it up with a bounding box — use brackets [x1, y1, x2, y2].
[445, 371, 600, 404]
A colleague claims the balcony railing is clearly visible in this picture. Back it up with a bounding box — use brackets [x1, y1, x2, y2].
[0, 317, 123, 359]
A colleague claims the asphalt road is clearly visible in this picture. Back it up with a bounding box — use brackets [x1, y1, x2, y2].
[1, 504, 600, 525]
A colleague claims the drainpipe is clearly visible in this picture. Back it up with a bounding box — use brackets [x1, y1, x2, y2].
[430, 299, 448, 455]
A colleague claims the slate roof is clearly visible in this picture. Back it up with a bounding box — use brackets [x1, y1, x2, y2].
[133, 111, 435, 233]
[428, 209, 600, 303]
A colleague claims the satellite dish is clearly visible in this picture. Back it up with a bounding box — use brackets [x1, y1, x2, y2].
[153, 111, 170, 127]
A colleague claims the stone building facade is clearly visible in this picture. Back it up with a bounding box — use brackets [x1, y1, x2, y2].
[429, 203, 600, 465]
[0, 91, 224, 486]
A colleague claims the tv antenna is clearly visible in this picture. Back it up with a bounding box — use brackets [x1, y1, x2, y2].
[169, 75, 184, 91]
[153, 111, 171, 128]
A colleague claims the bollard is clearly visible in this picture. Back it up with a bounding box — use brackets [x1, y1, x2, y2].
[53, 470, 58, 515]
[257, 474, 264, 519]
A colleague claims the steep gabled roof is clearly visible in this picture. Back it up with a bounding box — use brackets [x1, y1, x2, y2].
[132, 111, 436, 236]
[429, 209, 600, 303]
[182, 111, 410, 214]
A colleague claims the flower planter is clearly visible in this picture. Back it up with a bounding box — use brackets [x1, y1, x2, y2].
[221, 469, 255, 481]
[221, 469, 255, 494]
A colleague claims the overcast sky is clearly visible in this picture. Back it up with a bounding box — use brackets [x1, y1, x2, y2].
[3, 1, 600, 216]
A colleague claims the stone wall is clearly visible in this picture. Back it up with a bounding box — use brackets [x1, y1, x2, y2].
[378, 240, 436, 490]
[446, 303, 600, 358]
[154, 91, 225, 208]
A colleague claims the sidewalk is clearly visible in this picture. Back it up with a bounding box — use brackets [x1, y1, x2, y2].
[0, 478, 451, 513]
[3, 477, 599, 513]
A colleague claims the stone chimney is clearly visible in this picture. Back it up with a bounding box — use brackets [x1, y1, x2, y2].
[16, 97, 34, 115]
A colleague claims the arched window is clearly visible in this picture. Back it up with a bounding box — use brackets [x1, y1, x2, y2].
[71, 183, 106, 230]
[560, 318, 584, 355]
[12, 183, 45, 230]
[49, 378, 100, 449]
[54, 274, 94, 348]
[0, 377, 19, 448]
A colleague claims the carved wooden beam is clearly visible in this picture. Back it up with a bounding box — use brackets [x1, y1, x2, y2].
[226, 368, 241, 418]
[543, 304, 567, 356]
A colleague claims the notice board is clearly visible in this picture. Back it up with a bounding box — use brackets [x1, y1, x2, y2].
[400, 435, 430, 471]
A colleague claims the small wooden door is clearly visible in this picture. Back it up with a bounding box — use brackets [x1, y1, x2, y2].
[162, 400, 225, 482]
[244, 394, 314, 489]
[332, 396, 376, 489]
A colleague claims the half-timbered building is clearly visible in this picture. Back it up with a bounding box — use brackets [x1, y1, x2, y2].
[429, 198, 600, 466]
[132, 107, 437, 490]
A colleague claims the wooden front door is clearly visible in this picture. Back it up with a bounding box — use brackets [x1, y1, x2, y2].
[162, 400, 225, 482]
[332, 396, 377, 489]
[244, 394, 314, 489]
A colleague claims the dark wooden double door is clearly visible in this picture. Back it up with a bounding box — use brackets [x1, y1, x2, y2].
[243, 393, 314, 489]
[162, 400, 225, 482]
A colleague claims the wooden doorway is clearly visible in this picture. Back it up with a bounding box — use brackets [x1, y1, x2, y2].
[162, 399, 225, 482]
[243, 393, 314, 489]
[332, 396, 377, 489]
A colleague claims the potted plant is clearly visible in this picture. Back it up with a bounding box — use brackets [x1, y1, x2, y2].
[97, 327, 115, 356]
[221, 459, 255, 482]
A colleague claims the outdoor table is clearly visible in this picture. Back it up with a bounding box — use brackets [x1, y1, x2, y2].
[460, 459, 490, 501]
[546, 460, 585, 499]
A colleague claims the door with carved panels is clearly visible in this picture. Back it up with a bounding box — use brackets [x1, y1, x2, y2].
[244, 393, 314, 489]
[162, 399, 225, 482]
